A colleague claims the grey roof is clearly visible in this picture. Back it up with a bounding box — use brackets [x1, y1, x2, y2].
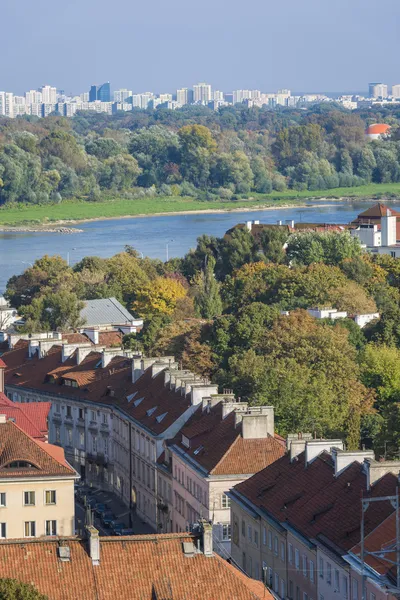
[80, 297, 135, 327]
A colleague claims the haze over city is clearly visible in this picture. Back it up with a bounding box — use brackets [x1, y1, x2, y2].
[3, 0, 400, 94]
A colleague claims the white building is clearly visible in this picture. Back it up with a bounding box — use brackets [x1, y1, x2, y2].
[41, 85, 57, 104]
[176, 88, 194, 105]
[193, 83, 212, 104]
[25, 90, 42, 105]
[369, 83, 388, 99]
[113, 89, 132, 103]
[0, 93, 14, 118]
[392, 84, 400, 99]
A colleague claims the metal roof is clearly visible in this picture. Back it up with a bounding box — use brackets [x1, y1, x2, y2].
[80, 297, 135, 327]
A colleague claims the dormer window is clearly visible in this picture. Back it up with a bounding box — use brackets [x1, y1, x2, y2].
[156, 412, 168, 424]
[181, 435, 190, 448]
[146, 407, 157, 417]
[4, 461, 38, 469]
[133, 397, 144, 407]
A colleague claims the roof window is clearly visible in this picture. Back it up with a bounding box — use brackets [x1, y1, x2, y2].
[146, 406, 157, 417]
[133, 397, 144, 407]
[156, 412, 168, 423]
[193, 445, 204, 455]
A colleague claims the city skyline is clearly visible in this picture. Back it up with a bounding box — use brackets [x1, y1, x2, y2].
[3, 0, 400, 95]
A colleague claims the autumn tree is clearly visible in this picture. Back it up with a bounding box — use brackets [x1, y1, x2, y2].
[0, 578, 48, 600]
[132, 277, 187, 318]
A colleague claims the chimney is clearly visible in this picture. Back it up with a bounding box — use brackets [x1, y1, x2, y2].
[86, 525, 100, 565]
[246, 220, 253, 231]
[0, 360, 5, 394]
[241, 406, 275, 439]
[83, 328, 99, 345]
[199, 519, 213, 557]
[102, 350, 113, 368]
[305, 439, 344, 466]
[364, 458, 400, 489]
[0, 414, 7, 424]
[190, 384, 219, 406]
[76, 345, 97, 365]
[61, 343, 79, 363]
[332, 448, 375, 476]
[381, 210, 397, 247]
[151, 361, 168, 378]
[132, 357, 143, 382]
[254, 220, 260, 225]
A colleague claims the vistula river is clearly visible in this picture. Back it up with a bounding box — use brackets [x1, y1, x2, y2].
[0, 200, 393, 292]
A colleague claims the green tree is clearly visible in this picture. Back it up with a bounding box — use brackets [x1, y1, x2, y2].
[0, 579, 48, 600]
[194, 256, 223, 318]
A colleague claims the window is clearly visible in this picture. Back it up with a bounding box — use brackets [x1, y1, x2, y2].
[66, 405, 72, 418]
[45, 520, 57, 536]
[280, 541, 285, 561]
[248, 525, 252, 541]
[302, 554, 307, 577]
[370, 594, 376, 600]
[334, 569, 340, 592]
[327, 562, 331, 585]
[254, 530, 259, 547]
[24, 491, 35, 506]
[102, 413, 107, 424]
[67, 428, 72, 446]
[391, 251, 396, 258]
[222, 524, 231, 541]
[0, 493, 6, 507]
[268, 530, 272, 550]
[310, 559, 315, 583]
[221, 493, 231, 509]
[289, 543, 293, 564]
[24, 521, 36, 537]
[92, 435, 97, 453]
[319, 557, 324, 579]
[55, 427, 60, 443]
[274, 574, 279, 593]
[254, 562, 259, 580]
[104, 438, 108, 455]
[274, 535, 278, 556]
[295, 548, 300, 570]
[242, 552, 246, 572]
[79, 408, 84, 419]
[343, 576, 348, 599]
[280, 579, 285, 599]
[263, 526, 267, 546]
[303, 594, 308, 600]
[352, 579, 359, 600]
[79, 432, 85, 447]
[91, 410, 96, 421]
[45, 490, 56, 505]
[0, 523, 5, 538]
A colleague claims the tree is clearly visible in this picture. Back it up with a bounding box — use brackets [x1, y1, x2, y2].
[0, 579, 48, 599]
[286, 231, 362, 266]
[132, 277, 187, 318]
[20, 291, 85, 332]
[194, 256, 223, 318]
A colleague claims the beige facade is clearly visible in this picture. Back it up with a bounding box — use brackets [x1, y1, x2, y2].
[0, 477, 76, 539]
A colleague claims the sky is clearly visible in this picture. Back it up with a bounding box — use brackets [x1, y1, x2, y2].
[2, 0, 400, 96]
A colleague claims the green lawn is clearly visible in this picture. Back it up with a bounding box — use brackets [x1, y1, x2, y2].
[1, 182, 400, 227]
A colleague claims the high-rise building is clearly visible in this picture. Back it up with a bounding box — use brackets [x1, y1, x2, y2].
[176, 88, 194, 105]
[25, 90, 42, 104]
[369, 82, 388, 98]
[193, 83, 212, 104]
[41, 85, 57, 104]
[114, 89, 132, 102]
[0, 92, 14, 118]
[89, 82, 111, 102]
[233, 90, 252, 104]
[392, 84, 400, 99]
[213, 90, 224, 102]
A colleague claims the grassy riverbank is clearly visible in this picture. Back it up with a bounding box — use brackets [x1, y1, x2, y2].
[1, 182, 400, 227]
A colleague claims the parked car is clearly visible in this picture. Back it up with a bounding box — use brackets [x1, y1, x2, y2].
[110, 521, 125, 534]
[101, 512, 116, 527]
[94, 503, 106, 516]
[115, 528, 135, 536]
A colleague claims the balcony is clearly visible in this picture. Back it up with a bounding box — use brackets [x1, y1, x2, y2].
[52, 413, 62, 424]
[88, 421, 98, 433]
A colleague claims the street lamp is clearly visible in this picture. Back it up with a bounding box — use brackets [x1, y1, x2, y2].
[67, 248, 77, 266]
[166, 239, 174, 262]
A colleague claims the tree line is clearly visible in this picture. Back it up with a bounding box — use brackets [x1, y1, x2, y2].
[1, 103, 400, 205]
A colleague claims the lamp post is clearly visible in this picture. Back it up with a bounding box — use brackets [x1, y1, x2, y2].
[166, 239, 174, 262]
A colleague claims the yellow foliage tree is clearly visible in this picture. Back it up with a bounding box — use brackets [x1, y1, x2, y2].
[132, 277, 187, 318]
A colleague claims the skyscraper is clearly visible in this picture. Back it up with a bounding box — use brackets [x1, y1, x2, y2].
[369, 82, 388, 99]
[41, 85, 57, 104]
[392, 85, 400, 99]
[193, 83, 212, 104]
[177, 88, 194, 105]
[89, 82, 111, 102]
[0, 92, 14, 118]
[114, 89, 132, 102]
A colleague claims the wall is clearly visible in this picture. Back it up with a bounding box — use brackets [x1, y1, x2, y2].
[286, 531, 317, 600]
[0, 477, 75, 539]
[316, 546, 350, 600]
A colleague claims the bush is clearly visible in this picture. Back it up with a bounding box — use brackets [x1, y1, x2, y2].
[218, 187, 234, 200]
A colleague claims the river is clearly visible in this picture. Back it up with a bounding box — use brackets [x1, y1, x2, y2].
[0, 200, 390, 292]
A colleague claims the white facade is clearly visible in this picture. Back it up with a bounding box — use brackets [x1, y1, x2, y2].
[351, 224, 382, 247]
[113, 89, 132, 102]
[0, 93, 14, 118]
[392, 84, 400, 99]
[193, 83, 212, 104]
[41, 85, 57, 104]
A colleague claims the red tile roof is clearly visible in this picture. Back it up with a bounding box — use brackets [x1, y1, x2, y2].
[351, 511, 397, 580]
[355, 202, 400, 220]
[0, 534, 272, 599]
[171, 403, 285, 475]
[0, 420, 75, 477]
[0, 393, 50, 440]
[0, 359, 6, 368]
[234, 451, 398, 551]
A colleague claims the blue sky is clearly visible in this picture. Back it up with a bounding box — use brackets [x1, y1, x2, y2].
[3, 0, 400, 95]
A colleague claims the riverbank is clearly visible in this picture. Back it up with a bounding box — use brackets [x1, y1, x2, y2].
[1, 182, 400, 228]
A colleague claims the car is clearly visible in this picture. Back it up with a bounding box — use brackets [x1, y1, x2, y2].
[110, 521, 125, 534]
[86, 497, 97, 509]
[115, 528, 135, 536]
[94, 503, 106, 516]
[101, 512, 115, 526]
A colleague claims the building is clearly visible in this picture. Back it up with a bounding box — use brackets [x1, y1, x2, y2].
[365, 123, 391, 140]
[0, 296, 19, 331]
[392, 84, 400, 99]
[113, 89, 132, 102]
[193, 82, 212, 104]
[369, 83, 389, 99]
[40, 85, 57, 104]
[165, 399, 285, 557]
[25, 89, 42, 104]
[79, 297, 142, 330]
[176, 88, 194, 105]
[0, 92, 14, 118]
[305, 308, 380, 328]
[229, 437, 400, 599]
[89, 82, 111, 102]
[350, 203, 400, 257]
[0, 413, 77, 539]
[0, 522, 273, 599]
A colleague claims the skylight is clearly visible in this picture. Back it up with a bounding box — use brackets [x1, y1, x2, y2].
[156, 412, 168, 423]
[146, 406, 157, 417]
[133, 397, 144, 407]
[193, 445, 204, 455]
[126, 392, 137, 403]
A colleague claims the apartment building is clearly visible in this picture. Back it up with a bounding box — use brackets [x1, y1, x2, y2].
[165, 398, 285, 557]
[0, 415, 78, 539]
[229, 438, 400, 599]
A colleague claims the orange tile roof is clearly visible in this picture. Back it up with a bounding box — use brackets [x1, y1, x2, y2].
[0, 394, 50, 440]
[0, 534, 273, 599]
[0, 420, 75, 478]
[234, 451, 398, 552]
[171, 403, 285, 475]
[356, 202, 400, 220]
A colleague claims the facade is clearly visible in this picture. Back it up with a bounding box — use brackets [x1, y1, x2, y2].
[89, 82, 111, 102]
[114, 88, 132, 102]
[369, 83, 389, 99]
[41, 85, 57, 104]
[193, 82, 212, 104]
[0, 416, 78, 539]
[229, 439, 400, 599]
[392, 84, 400, 99]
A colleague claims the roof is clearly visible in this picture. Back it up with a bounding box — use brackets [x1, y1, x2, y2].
[171, 402, 285, 475]
[366, 123, 391, 135]
[0, 533, 272, 600]
[2, 346, 195, 436]
[351, 511, 397, 581]
[356, 202, 400, 220]
[0, 420, 75, 477]
[233, 451, 398, 552]
[80, 297, 135, 327]
[0, 393, 50, 440]
[0, 359, 6, 368]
